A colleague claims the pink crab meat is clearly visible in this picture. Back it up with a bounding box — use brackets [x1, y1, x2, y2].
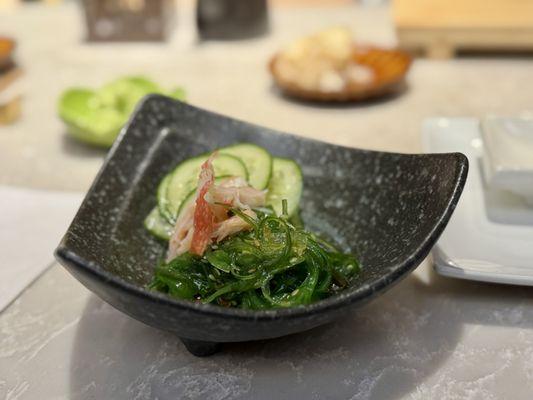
[190, 154, 217, 256]
[166, 153, 269, 259]
[212, 209, 257, 243]
[166, 201, 195, 261]
[207, 177, 267, 209]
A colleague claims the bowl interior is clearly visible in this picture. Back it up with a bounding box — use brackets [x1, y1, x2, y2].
[59, 96, 467, 306]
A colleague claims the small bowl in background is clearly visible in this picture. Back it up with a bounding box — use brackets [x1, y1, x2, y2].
[270, 46, 412, 102]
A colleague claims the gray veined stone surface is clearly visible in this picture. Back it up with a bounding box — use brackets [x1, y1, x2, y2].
[2, 262, 533, 400]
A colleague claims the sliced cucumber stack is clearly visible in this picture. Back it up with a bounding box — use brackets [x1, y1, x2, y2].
[147, 143, 304, 241]
[266, 157, 303, 218]
[159, 154, 248, 223]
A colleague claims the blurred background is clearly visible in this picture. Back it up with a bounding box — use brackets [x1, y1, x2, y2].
[1, 0, 533, 190]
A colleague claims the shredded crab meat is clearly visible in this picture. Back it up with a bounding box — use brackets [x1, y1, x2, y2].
[166, 154, 267, 259]
[167, 201, 195, 261]
[206, 176, 267, 210]
[212, 209, 257, 243]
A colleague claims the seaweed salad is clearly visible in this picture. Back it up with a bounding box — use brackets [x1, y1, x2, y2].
[144, 143, 360, 309]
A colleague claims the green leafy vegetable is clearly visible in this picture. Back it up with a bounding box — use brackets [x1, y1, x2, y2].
[149, 208, 360, 309]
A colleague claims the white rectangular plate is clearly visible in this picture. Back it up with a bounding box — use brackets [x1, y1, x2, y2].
[422, 118, 533, 286]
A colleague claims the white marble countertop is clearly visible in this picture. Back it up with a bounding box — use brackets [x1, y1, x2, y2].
[2, 2, 533, 399]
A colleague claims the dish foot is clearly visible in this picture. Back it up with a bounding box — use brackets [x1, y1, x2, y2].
[180, 338, 222, 357]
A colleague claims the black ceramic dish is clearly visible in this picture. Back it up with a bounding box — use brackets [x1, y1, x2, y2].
[55, 96, 468, 356]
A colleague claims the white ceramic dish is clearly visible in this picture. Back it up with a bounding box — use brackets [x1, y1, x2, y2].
[481, 116, 533, 205]
[422, 117, 533, 286]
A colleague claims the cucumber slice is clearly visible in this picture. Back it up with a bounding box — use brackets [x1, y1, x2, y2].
[156, 175, 173, 222]
[144, 207, 173, 241]
[219, 143, 272, 190]
[266, 157, 303, 217]
[162, 154, 248, 222]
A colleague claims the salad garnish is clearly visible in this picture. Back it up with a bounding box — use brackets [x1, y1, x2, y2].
[145, 143, 360, 309]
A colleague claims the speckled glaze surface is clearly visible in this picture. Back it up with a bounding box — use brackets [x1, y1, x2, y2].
[55, 95, 468, 354]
